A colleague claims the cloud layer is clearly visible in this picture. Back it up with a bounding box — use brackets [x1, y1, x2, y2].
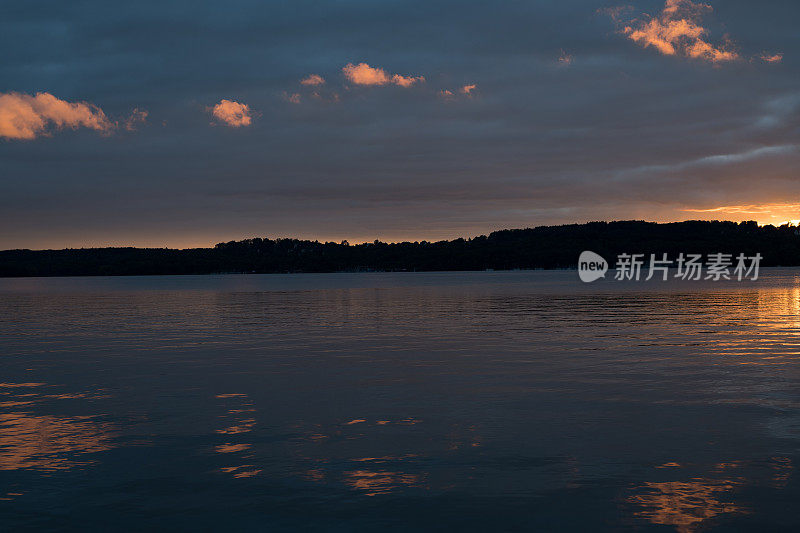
[0, 0, 795, 248]
[0, 92, 114, 140]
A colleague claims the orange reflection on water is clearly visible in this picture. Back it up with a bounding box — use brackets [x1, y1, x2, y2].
[232, 468, 261, 478]
[215, 392, 259, 479]
[220, 465, 262, 478]
[351, 454, 419, 463]
[344, 469, 425, 496]
[215, 443, 251, 454]
[342, 418, 422, 427]
[0, 401, 35, 408]
[216, 419, 256, 435]
[44, 393, 90, 400]
[771, 457, 793, 488]
[303, 468, 326, 482]
[0, 412, 115, 471]
[628, 477, 747, 532]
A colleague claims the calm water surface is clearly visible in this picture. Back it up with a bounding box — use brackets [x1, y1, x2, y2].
[1, 271, 799, 531]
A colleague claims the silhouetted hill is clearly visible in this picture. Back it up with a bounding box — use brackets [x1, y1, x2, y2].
[2, 220, 799, 277]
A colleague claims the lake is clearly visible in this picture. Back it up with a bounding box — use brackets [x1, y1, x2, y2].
[1, 270, 799, 531]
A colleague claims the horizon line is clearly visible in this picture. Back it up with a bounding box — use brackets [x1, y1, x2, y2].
[5, 218, 794, 253]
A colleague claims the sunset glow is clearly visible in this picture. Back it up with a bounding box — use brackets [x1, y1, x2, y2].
[682, 204, 800, 226]
[0, 1, 794, 249]
[3, 3, 800, 531]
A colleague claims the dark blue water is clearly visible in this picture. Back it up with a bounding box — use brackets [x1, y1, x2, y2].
[1, 271, 799, 531]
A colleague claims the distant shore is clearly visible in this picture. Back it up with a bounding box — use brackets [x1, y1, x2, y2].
[2, 220, 799, 277]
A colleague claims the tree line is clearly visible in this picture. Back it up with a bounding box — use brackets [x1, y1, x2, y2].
[1, 220, 799, 277]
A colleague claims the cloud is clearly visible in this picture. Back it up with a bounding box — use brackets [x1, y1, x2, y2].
[682, 203, 800, 215]
[439, 85, 477, 102]
[124, 108, 148, 131]
[616, 145, 798, 179]
[210, 99, 252, 127]
[391, 74, 425, 87]
[284, 92, 302, 104]
[558, 50, 574, 66]
[618, 0, 739, 63]
[686, 37, 737, 62]
[761, 53, 783, 63]
[342, 63, 391, 85]
[0, 91, 114, 140]
[681, 203, 800, 225]
[300, 74, 325, 86]
[755, 93, 800, 128]
[342, 63, 424, 87]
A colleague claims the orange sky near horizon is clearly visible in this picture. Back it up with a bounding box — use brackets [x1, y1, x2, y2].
[12, 205, 799, 250]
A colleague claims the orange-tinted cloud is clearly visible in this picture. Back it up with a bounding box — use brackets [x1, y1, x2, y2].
[686, 37, 738, 62]
[619, 0, 739, 63]
[285, 92, 302, 104]
[391, 74, 425, 87]
[440, 85, 477, 101]
[124, 108, 148, 131]
[342, 63, 424, 87]
[682, 203, 800, 226]
[558, 50, 574, 65]
[300, 74, 325, 86]
[210, 99, 252, 127]
[761, 53, 783, 63]
[343, 63, 391, 85]
[0, 91, 114, 140]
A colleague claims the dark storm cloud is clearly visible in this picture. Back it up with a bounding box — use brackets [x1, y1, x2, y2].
[1, 0, 798, 248]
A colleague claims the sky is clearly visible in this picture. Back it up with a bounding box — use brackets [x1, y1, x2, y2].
[1, 0, 798, 249]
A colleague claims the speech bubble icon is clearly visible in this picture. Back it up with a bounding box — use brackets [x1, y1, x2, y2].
[578, 251, 608, 283]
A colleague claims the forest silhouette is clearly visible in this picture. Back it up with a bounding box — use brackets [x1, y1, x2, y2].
[2, 220, 799, 277]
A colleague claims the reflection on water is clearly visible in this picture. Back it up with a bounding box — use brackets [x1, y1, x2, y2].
[770, 456, 793, 488]
[629, 477, 746, 533]
[344, 469, 425, 497]
[0, 412, 114, 471]
[0, 384, 115, 472]
[629, 461, 749, 533]
[628, 458, 795, 532]
[215, 393, 258, 478]
[1, 271, 800, 530]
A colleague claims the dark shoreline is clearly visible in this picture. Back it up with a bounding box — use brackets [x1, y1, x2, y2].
[2, 220, 799, 278]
